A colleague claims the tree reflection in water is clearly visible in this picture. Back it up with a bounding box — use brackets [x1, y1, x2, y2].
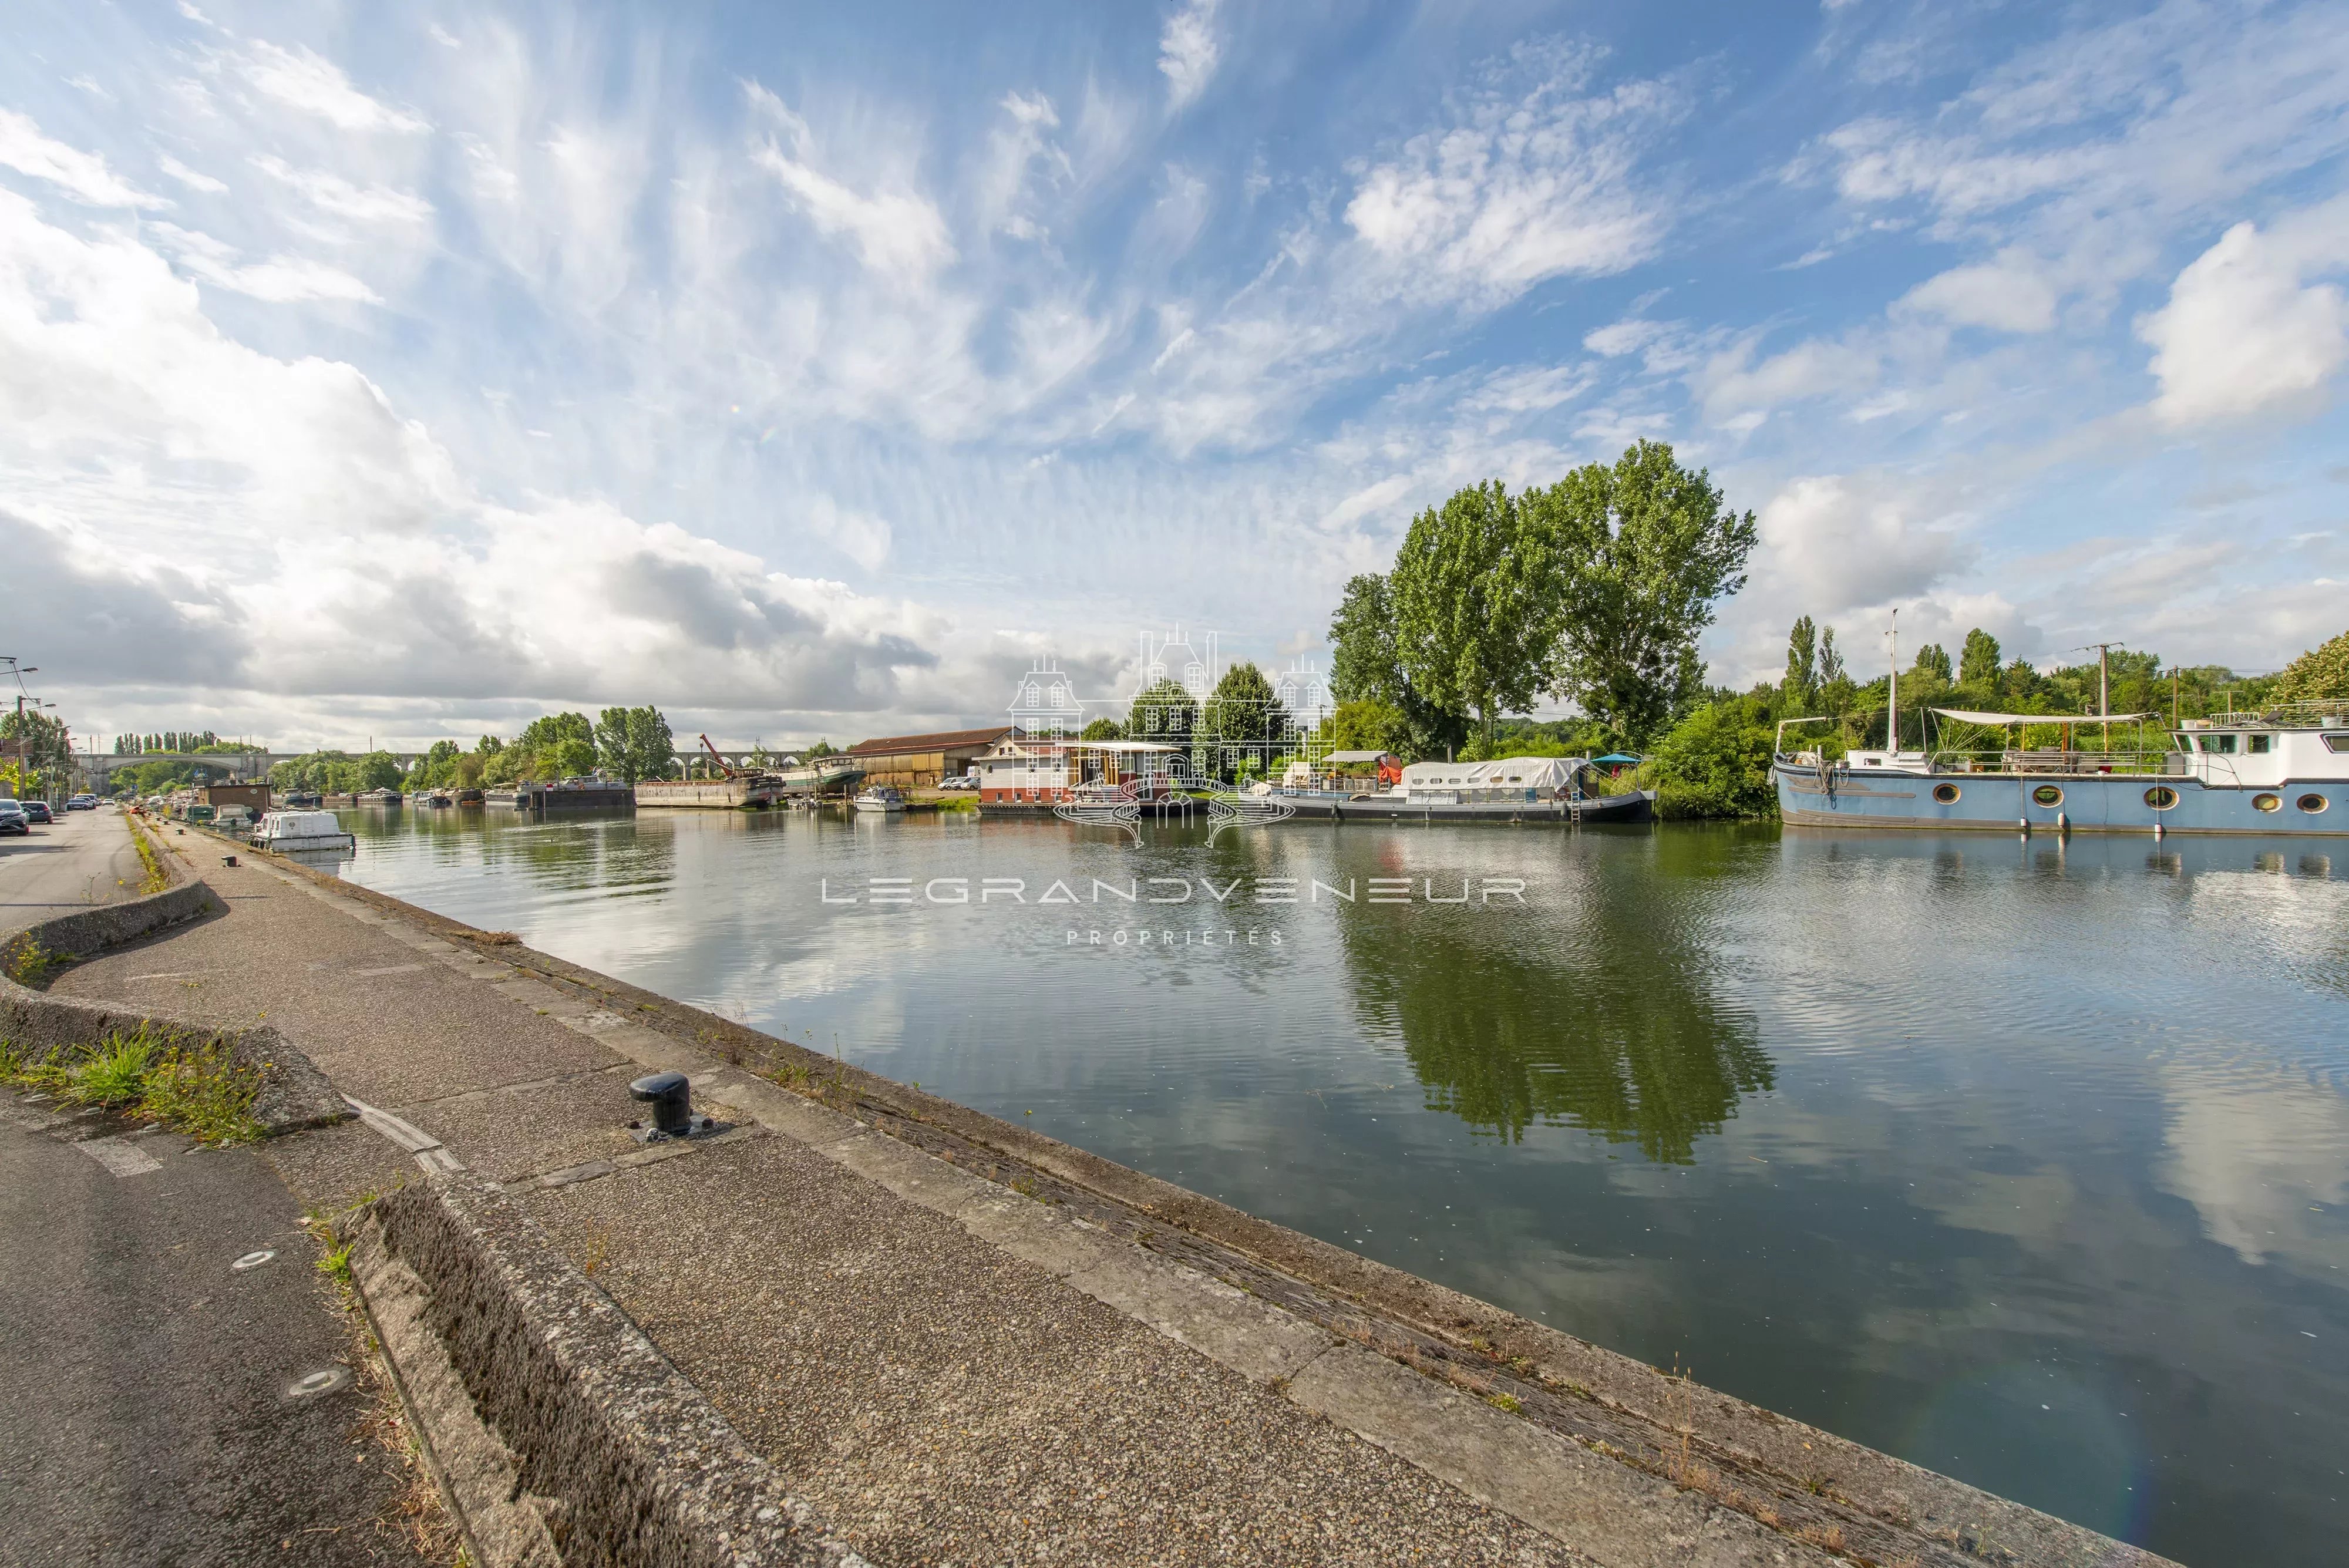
[1332, 835, 1772, 1161]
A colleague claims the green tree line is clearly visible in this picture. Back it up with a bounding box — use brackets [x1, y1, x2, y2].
[267, 705, 679, 795]
[1643, 621, 2341, 818]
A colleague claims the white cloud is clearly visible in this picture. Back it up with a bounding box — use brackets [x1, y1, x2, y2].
[152, 223, 381, 304]
[1583, 317, 1663, 356]
[157, 154, 228, 194]
[1458, 362, 1593, 416]
[1751, 473, 1967, 614]
[1159, 0, 1223, 112]
[250, 154, 434, 228]
[0, 177, 957, 727]
[0, 110, 166, 208]
[1698, 337, 1879, 425]
[233, 41, 430, 134]
[1344, 44, 1683, 308]
[808, 495, 893, 573]
[2139, 210, 2349, 427]
[1897, 249, 2058, 332]
[746, 85, 955, 285]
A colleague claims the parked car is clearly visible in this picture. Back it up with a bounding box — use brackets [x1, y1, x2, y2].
[0, 801, 27, 837]
[66, 793, 97, 810]
[940, 772, 978, 790]
[22, 800, 53, 823]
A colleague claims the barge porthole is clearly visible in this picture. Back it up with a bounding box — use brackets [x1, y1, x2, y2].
[2298, 793, 2330, 814]
[1933, 783, 1961, 805]
[2252, 793, 2283, 813]
[2032, 784, 2064, 807]
[2144, 786, 2178, 810]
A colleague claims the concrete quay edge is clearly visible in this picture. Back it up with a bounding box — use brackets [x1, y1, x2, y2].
[252, 842, 2175, 1568]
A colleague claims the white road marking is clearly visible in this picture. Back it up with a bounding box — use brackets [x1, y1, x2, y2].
[77, 1136, 162, 1177]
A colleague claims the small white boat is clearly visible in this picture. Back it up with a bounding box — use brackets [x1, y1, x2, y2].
[853, 786, 907, 814]
[253, 809, 356, 853]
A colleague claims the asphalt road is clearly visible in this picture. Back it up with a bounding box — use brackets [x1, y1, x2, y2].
[0, 1100, 434, 1566]
[0, 803, 145, 939]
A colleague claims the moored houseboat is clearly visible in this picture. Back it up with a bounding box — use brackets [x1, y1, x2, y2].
[1774, 704, 2349, 834]
[511, 778, 636, 812]
[1283, 756, 1654, 825]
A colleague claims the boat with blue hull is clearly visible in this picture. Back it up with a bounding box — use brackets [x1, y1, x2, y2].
[1775, 702, 2349, 835]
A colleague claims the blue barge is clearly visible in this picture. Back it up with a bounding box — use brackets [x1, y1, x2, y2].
[1775, 704, 2349, 835]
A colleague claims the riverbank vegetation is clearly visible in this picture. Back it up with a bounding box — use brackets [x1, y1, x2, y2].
[1325, 439, 2341, 818]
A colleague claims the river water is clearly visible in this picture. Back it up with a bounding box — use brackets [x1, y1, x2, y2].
[331, 805, 2347, 1566]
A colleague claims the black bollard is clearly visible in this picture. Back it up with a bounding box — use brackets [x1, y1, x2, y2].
[628, 1071, 694, 1138]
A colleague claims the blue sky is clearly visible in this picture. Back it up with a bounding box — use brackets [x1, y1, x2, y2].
[4, 0, 2347, 749]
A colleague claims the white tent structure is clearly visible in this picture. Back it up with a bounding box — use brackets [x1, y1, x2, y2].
[1395, 756, 1585, 802]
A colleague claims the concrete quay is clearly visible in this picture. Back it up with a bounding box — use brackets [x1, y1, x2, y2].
[32, 828, 2178, 1567]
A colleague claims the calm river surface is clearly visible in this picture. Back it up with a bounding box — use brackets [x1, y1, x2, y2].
[332, 806, 2347, 1566]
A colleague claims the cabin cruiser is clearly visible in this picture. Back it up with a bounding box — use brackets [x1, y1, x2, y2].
[1775, 702, 2349, 835]
[852, 785, 907, 814]
[253, 809, 356, 853]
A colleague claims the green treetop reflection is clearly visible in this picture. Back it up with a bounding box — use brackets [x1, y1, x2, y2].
[1332, 873, 1773, 1162]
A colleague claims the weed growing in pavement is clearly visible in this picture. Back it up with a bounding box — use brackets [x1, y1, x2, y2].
[124, 815, 171, 894]
[1486, 1392, 1523, 1414]
[1, 1027, 264, 1144]
[3, 936, 77, 987]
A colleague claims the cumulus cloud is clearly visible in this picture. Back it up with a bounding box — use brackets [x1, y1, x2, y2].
[0, 173, 957, 728]
[1344, 43, 1684, 308]
[0, 110, 166, 208]
[1752, 473, 1967, 614]
[1159, 0, 1223, 112]
[231, 41, 430, 134]
[2139, 207, 2349, 427]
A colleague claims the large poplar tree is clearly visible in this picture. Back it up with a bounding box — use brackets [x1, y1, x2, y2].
[1525, 442, 1756, 745]
[1387, 482, 1563, 755]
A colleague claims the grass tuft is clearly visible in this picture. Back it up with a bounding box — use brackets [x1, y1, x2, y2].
[1, 1026, 265, 1145]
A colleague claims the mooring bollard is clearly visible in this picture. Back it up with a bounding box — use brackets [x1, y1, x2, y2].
[222, 854, 238, 867]
[628, 1071, 695, 1138]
